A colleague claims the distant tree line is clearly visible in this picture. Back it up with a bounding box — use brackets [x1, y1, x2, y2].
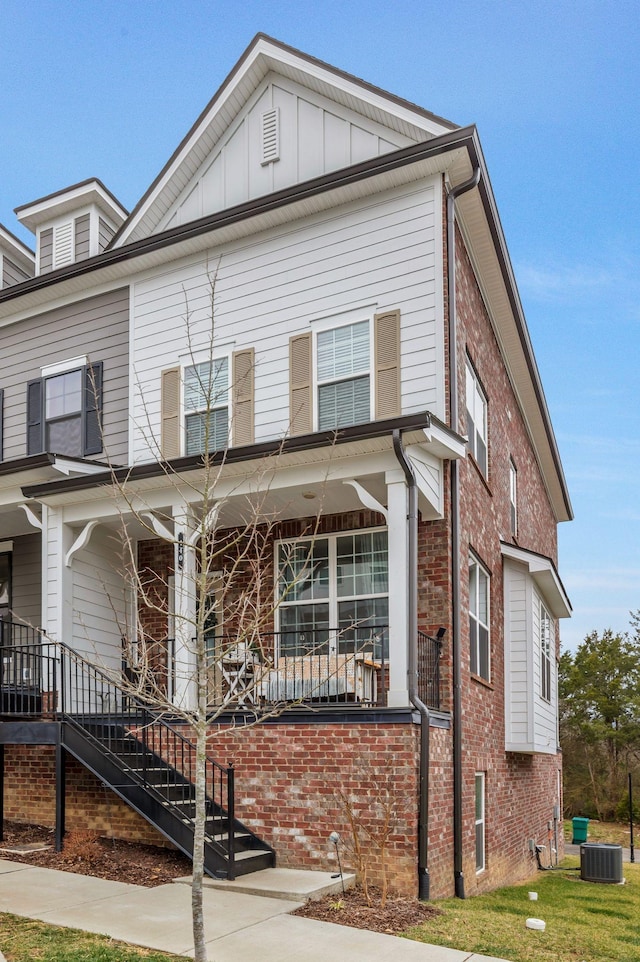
[560, 612, 640, 821]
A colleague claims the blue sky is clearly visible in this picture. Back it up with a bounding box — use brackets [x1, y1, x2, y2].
[1, 0, 638, 650]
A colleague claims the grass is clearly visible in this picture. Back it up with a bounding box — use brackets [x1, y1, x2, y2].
[405, 858, 640, 962]
[563, 819, 633, 847]
[0, 913, 181, 962]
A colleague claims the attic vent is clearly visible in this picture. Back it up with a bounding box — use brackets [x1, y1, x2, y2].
[261, 108, 280, 165]
[53, 221, 74, 269]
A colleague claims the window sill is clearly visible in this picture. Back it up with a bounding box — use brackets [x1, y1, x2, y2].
[470, 672, 493, 691]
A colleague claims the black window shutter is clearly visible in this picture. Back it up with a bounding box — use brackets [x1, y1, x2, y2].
[0, 389, 4, 462]
[27, 379, 43, 455]
[83, 362, 103, 456]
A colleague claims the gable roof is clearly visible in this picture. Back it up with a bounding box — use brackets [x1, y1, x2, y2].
[112, 33, 458, 247]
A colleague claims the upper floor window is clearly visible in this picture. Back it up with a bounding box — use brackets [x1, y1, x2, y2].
[27, 360, 103, 458]
[469, 552, 490, 680]
[509, 459, 518, 537]
[288, 310, 400, 436]
[540, 601, 552, 702]
[277, 530, 388, 658]
[184, 358, 229, 456]
[317, 321, 371, 431]
[465, 359, 488, 476]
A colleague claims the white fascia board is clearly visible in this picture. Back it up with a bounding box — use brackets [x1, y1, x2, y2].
[501, 542, 572, 619]
[52, 457, 112, 477]
[421, 423, 467, 460]
[17, 181, 127, 233]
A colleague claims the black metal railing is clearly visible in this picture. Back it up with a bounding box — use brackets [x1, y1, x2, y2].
[417, 630, 443, 710]
[210, 626, 389, 708]
[0, 638, 236, 867]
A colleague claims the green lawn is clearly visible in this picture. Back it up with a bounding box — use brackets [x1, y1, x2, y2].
[564, 819, 633, 848]
[405, 859, 640, 962]
[0, 913, 181, 962]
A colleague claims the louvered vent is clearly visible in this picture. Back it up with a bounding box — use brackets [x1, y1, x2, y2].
[53, 221, 74, 269]
[261, 108, 280, 165]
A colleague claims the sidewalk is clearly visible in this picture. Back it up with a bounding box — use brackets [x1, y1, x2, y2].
[0, 859, 511, 962]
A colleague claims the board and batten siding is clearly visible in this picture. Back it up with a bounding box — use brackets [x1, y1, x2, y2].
[504, 560, 558, 755]
[158, 75, 413, 233]
[11, 534, 41, 630]
[0, 288, 129, 464]
[131, 179, 443, 461]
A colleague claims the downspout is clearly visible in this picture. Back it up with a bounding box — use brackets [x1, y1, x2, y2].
[392, 428, 430, 899]
[447, 165, 481, 900]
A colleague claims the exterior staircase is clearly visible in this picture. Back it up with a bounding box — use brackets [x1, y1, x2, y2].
[0, 634, 275, 880]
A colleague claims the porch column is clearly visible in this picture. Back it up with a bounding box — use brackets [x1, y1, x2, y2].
[385, 468, 411, 707]
[172, 509, 197, 711]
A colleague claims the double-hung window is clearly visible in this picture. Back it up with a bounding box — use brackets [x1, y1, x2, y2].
[27, 359, 103, 458]
[540, 601, 552, 702]
[277, 530, 388, 658]
[317, 321, 371, 431]
[509, 459, 518, 537]
[465, 360, 488, 476]
[469, 553, 490, 680]
[184, 358, 229, 455]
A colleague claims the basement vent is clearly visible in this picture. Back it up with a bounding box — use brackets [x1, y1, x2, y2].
[260, 108, 280, 165]
[580, 843, 623, 884]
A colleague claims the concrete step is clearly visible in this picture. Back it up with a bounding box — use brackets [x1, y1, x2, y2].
[174, 866, 356, 902]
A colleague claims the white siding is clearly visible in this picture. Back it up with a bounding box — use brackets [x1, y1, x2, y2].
[71, 527, 127, 673]
[157, 75, 413, 232]
[504, 560, 559, 755]
[131, 179, 442, 462]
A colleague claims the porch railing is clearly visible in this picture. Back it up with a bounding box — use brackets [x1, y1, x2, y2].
[417, 630, 443, 710]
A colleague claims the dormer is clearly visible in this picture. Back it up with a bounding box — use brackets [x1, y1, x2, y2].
[15, 179, 128, 276]
[0, 223, 35, 288]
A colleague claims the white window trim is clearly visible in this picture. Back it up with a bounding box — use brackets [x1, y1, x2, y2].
[42, 355, 88, 378]
[275, 527, 388, 656]
[469, 552, 490, 681]
[540, 599, 552, 703]
[312, 312, 374, 432]
[182, 352, 231, 454]
[509, 459, 517, 537]
[475, 772, 486, 874]
[465, 358, 488, 475]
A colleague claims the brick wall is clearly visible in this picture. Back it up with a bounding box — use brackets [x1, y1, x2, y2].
[3, 745, 171, 846]
[453, 227, 564, 893]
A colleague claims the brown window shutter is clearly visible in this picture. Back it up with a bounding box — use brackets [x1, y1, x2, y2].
[161, 367, 181, 459]
[232, 348, 255, 446]
[289, 332, 312, 435]
[374, 310, 401, 419]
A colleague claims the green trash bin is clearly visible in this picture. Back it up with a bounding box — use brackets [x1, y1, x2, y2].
[572, 816, 589, 843]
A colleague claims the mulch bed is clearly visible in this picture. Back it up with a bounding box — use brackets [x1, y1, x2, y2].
[293, 884, 441, 935]
[0, 821, 192, 887]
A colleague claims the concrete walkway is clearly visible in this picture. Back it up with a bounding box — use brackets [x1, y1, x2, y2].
[0, 859, 511, 962]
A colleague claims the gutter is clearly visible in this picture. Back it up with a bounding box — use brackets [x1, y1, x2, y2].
[392, 429, 431, 900]
[447, 165, 481, 900]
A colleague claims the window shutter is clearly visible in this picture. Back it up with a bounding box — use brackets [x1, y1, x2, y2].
[83, 362, 103, 456]
[0, 389, 3, 462]
[289, 333, 312, 435]
[26, 379, 43, 455]
[374, 309, 401, 419]
[161, 367, 181, 460]
[232, 348, 255, 446]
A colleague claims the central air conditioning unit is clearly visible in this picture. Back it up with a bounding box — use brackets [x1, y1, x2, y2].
[580, 843, 624, 884]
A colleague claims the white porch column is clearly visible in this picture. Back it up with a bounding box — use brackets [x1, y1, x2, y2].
[44, 506, 74, 648]
[385, 468, 411, 707]
[172, 508, 197, 711]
